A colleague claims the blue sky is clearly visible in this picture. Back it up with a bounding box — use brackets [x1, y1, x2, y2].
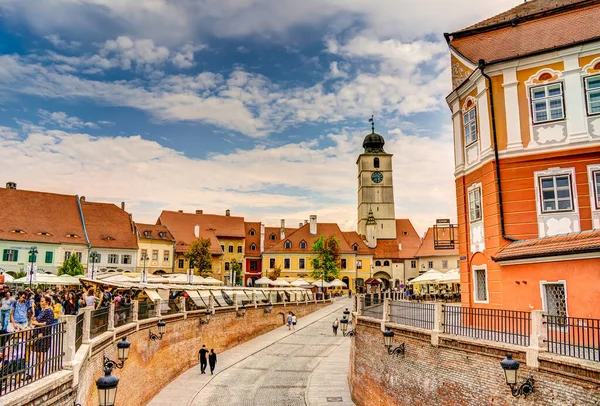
[0, 0, 518, 234]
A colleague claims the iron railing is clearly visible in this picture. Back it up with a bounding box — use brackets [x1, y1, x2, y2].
[0, 323, 65, 397]
[390, 301, 435, 330]
[75, 313, 84, 352]
[546, 315, 600, 362]
[89, 307, 110, 339]
[443, 306, 531, 346]
[160, 299, 179, 315]
[364, 294, 372, 308]
[114, 305, 132, 327]
[138, 301, 156, 320]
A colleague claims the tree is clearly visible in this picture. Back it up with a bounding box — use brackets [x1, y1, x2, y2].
[58, 254, 85, 276]
[231, 261, 243, 286]
[267, 265, 281, 280]
[310, 235, 341, 282]
[184, 238, 213, 277]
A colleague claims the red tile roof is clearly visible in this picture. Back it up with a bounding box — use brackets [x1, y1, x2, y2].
[448, 1, 600, 65]
[81, 201, 138, 249]
[158, 210, 245, 254]
[135, 223, 175, 242]
[0, 186, 87, 246]
[264, 223, 354, 253]
[244, 221, 261, 257]
[341, 231, 370, 254]
[414, 228, 459, 258]
[493, 230, 600, 262]
[370, 219, 421, 260]
[263, 226, 297, 251]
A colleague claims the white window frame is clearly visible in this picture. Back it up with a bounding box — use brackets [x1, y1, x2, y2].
[410, 260, 416, 269]
[540, 280, 568, 318]
[250, 243, 257, 251]
[472, 265, 489, 304]
[163, 250, 169, 261]
[285, 240, 292, 249]
[529, 82, 565, 124]
[108, 254, 119, 264]
[468, 186, 482, 222]
[427, 261, 433, 269]
[121, 255, 132, 265]
[534, 167, 578, 216]
[584, 74, 600, 116]
[463, 107, 477, 146]
[152, 250, 159, 260]
[538, 174, 574, 213]
[249, 229, 256, 236]
[588, 164, 600, 212]
[441, 260, 448, 269]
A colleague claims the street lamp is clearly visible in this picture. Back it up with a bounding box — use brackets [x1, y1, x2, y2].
[97, 336, 131, 406]
[382, 328, 405, 356]
[149, 320, 166, 341]
[264, 302, 273, 314]
[89, 251, 100, 280]
[343, 308, 351, 320]
[28, 246, 38, 289]
[237, 304, 247, 318]
[339, 316, 355, 337]
[200, 308, 211, 325]
[500, 353, 534, 397]
[141, 253, 149, 283]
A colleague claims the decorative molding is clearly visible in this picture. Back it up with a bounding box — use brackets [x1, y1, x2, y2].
[587, 164, 600, 230]
[581, 57, 600, 74]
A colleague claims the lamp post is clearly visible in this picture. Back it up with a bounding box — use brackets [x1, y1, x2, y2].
[382, 328, 405, 356]
[500, 353, 534, 397]
[149, 320, 166, 341]
[28, 246, 38, 289]
[141, 253, 148, 282]
[97, 337, 131, 406]
[339, 316, 355, 337]
[89, 251, 99, 280]
[264, 301, 273, 314]
[237, 304, 246, 318]
[200, 308, 211, 325]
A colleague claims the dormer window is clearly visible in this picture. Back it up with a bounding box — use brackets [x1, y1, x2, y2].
[37, 231, 52, 236]
[104, 236, 115, 241]
[144, 230, 152, 238]
[158, 231, 166, 239]
[285, 240, 292, 249]
[250, 243, 257, 251]
[352, 243, 358, 251]
[270, 233, 276, 240]
[299, 240, 307, 249]
[249, 229, 256, 236]
[66, 233, 78, 238]
[10, 229, 25, 234]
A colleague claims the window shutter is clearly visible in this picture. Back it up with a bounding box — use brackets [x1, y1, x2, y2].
[2, 250, 7, 261]
[45, 251, 53, 263]
[14, 250, 18, 261]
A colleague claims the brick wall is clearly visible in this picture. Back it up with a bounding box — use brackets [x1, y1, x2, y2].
[76, 302, 326, 406]
[350, 318, 600, 406]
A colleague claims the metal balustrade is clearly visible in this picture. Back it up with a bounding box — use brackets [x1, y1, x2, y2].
[546, 315, 600, 362]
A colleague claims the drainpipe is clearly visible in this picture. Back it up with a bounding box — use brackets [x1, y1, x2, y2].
[478, 59, 518, 243]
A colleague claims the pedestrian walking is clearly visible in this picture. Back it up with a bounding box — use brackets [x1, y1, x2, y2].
[286, 312, 293, 330]
[199, 344, 209, 374]
[9, 291, 32, 332]
[332, 318, 339, 336]
[291, 313, 297, 330]
[209, 349, 217, 375]
[1, 291, 15, 330]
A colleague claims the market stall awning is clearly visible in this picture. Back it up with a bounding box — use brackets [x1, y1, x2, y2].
[408, 269, 444, 284]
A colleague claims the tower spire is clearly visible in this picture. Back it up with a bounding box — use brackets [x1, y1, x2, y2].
[368, 115, 375, 133]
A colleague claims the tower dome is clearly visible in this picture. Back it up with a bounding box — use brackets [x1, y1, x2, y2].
[362, 114, 385, 153]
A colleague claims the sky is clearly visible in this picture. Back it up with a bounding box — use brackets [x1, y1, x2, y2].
[0, 0, 518, 235]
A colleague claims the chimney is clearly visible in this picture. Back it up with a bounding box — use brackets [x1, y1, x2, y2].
[309, 215, 317, 235]
[121, 201, 125, 211]
[80, 196, 85, 202]
[304, 220, 308, 225]
[260, 223, 265, 253]
[5, 182, 16, 190]
[280, 219, 285, 239]
[194, 224, 200, 238]
[178, 210, 183, 213]
[196, 210, 203, 215]
[226, 209, 231, 216]
[299, 222, 303, 228]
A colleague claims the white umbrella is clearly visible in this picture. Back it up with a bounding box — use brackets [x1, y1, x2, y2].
[270, 278, 290, 287]
[328, 278, 348, 288]
[255, 277, 273, 285]
[312, 279, 331, 288]
[202, 277, 224, 285]
[408, 269, 444, 284]
[438, 269, 460, 283]
[290, 278, 311, 287]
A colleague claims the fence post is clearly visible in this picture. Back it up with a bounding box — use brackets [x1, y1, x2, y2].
[154, 299, 162, 318]
[132, 300, 139, 322]
[180, 296, 187, 318]
[282, 292, 286, 307]
[108, 302, 116, 331]
[383, 298, 391, 322]
[357, 294, 364, 316]
[82, 307, 92, 344]
[209, 295, 215, 315]
[526, 310, 547, 368]
[252, 292, 257, 308]
[58, 315, 77, 367]
[233, 293, 239, 311]
[431, 302, 443, 347]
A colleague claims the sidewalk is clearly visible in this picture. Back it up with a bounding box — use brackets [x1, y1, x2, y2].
[148, 298, 355, 406]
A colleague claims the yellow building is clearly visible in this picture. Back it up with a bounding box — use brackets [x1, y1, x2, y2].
[135, 224, 175, 274]
[413, 227, 460, 277]
[261, 216, 373, 291]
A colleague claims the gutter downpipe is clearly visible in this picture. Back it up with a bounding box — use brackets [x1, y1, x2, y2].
[478, 59, 518, 243]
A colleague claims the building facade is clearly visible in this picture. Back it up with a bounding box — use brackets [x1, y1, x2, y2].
[445, 0, 600, 318]
[414, 227, 460, 275]
[135, 223, 175, 274]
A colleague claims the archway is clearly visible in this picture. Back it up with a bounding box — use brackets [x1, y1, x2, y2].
[342, 276, 350, 289]
[373, 271, 391, 289]
[153, 270, 166, 275]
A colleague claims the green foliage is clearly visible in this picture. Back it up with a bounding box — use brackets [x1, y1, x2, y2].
[13, 270, 27, 279]
[310, 235, 340, 282]
[58, 254, 85, 276]
[185, 238, 213, 277]
[231, 261, 243, 286]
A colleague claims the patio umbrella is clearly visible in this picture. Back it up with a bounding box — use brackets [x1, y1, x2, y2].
[290, 278, 311, 287]
[254, 277, 273, 285]
[0, 273, 14, 282]
[312, 279, 331, 288]
[438, 269, 460, 283]
[408, 269, 444, 284]
[328, 278, 348, 288]
[270, 278, 291, 287]
[202, 277, 224, 285]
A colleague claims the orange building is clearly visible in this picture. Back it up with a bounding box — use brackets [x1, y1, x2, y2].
[445, 0, 600, 318]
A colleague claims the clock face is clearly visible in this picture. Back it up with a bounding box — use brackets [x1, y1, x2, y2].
[371, 172, 383, 183]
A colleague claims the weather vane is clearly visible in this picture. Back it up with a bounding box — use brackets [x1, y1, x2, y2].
[368, 115, 375, 133]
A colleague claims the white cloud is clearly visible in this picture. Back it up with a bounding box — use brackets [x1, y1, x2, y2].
[172, 44, 205, 69]
[37, 109, 114, 130]
[45, 34, 81, 49]
[99, 36, 170, 70]
[0, 123, 455, 234]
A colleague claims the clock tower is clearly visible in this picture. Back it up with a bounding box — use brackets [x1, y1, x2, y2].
[357, 119, 396, 240]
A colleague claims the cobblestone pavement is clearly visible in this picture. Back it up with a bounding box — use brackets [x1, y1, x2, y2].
[148, 298, 355, 406]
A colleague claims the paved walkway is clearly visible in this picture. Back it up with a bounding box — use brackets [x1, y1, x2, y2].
[148, 298, 355, 406]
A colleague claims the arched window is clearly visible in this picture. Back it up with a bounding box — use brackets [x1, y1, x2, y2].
[285, 240, 292, 249]
[353, 243, 358, 251]
[375, 260, 381, 266]
[250, 243, 256, 251]
[384, 260, 390, 266]
[300, 240, 307, 249]
[249, 229, 256, 236]
[374, 157, 380, 168]
[270, 233, 276, 240]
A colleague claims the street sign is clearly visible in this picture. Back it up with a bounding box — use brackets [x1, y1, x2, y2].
[460, 256, 467, 260]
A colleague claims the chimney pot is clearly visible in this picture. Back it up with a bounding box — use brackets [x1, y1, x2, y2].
[280, 219, 285, 239]
[178, 210, 183, 213]
[121, 201, 125, 210]
[196, 210, 203, 215]
[80, 196, 85, 202]
[304, 220, 308, 225]
[5, 182, 16, 190]
[226, 209, 230, 216]
[299, 223, 303, 228]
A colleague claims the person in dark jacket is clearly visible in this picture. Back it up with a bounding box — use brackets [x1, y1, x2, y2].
[199, 344, 208, 374]
[209, 349, 217, 375]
